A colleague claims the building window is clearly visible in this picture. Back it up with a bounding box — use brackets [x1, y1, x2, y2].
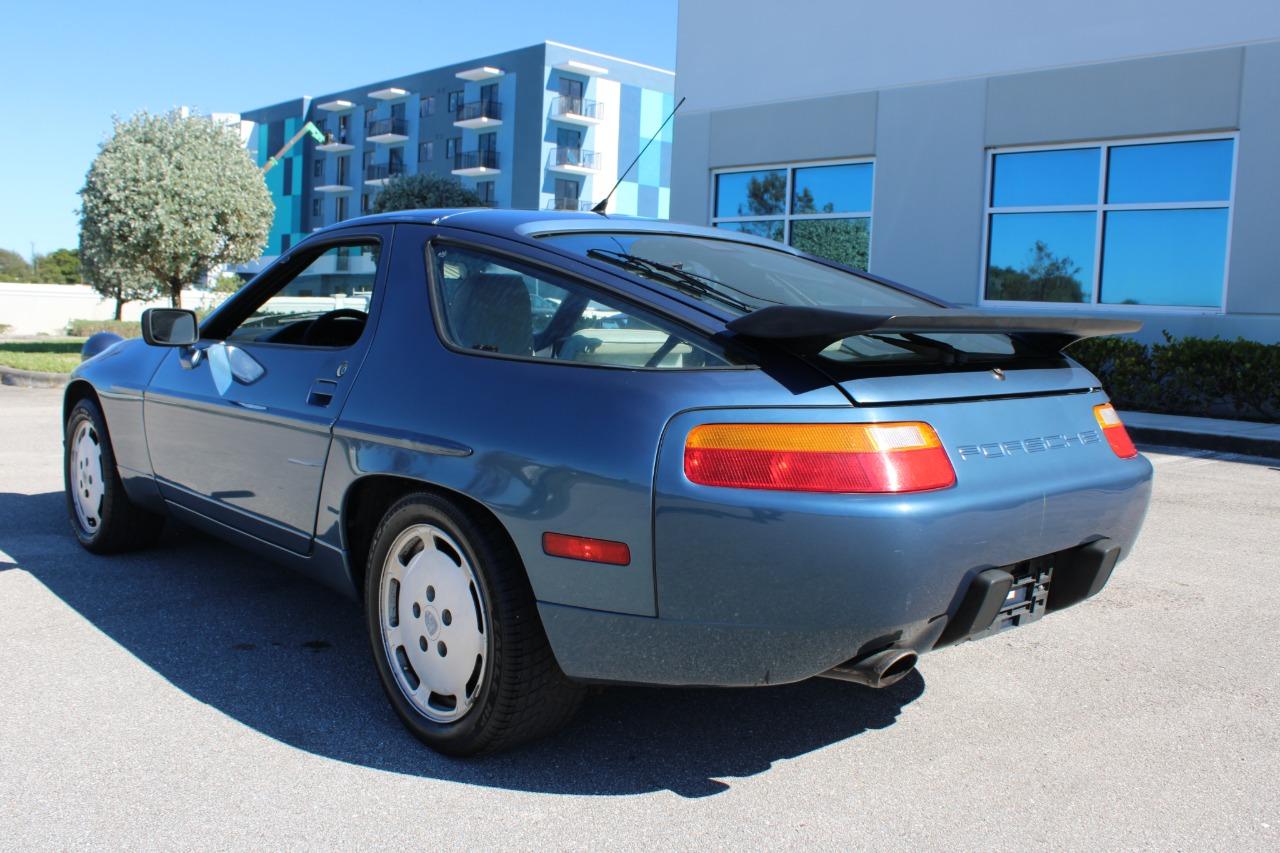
[335, 196, 348, 222]
[476, 180, 496, 206]
[445, 136, 459, 161]
[419, 140, 433, 163]
[362, 150, 373, 172]
[312, 199, 322, 217]
[364, 107, 375, 127]
[420, 95, 435, 118]
[361, 193, 370, 214]
[447, 90, 463, 115]
[280, 233, 291, 253]
[337, 156, 350, 186]
[711, 160, 874, 270]
[313, 158, 324, 178]
[984, 135, 1235, 308]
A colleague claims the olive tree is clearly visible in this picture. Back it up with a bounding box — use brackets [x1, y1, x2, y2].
[79, 110, 273, 308]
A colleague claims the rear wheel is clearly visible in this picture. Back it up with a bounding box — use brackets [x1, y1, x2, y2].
[64, 398, 164, 553]
[364, 493, 584, 755]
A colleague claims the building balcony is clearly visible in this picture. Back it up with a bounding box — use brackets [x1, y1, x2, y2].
[550, 96, 603, 125]
[452, 149, 500, 176]
[369, 87, 409, 101]
[456, 66, 504, 82]
[314, 180, 353, 193]
[315, 127, 354, 152]
[453, 100, 503, 129]
[545, 197, 594, 211]
[366, 117, 409, 143]
[547, 147, 600, 174]
[553, 59, 609, 76]
[316, 98, 355, 112]
[365, 162, 406, 186]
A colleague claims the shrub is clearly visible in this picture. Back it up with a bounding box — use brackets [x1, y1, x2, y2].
[66, 318, 142, 338]
[1068, 332, 1280, 421]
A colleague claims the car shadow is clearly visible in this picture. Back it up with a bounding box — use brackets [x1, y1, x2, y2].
[0, 490, 923, 798]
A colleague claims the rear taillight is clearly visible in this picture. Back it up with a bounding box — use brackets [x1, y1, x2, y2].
[684, 422, 956, 493]
[1094, 403, 1138, 458]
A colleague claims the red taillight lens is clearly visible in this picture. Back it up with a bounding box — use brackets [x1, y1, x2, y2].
[684, 422, 956, 493]
[1094, 403, 1138, 458]
[542, 532, 631, 565]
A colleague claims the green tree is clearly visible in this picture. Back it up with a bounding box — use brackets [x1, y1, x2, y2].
[79, 109, 274, 308]
[739, 172, 786, 217]
[986, 240, 1086, 303]
[32, 248, 82, 283]
[212, 273, 245, 294]
[371, 173, 483, 213]
[79, 249, 161, 319]
[0, 249, 32, 282]
[790, 218, 870, 270]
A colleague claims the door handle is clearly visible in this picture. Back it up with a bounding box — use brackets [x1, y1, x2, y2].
[307, 379, 339, 407]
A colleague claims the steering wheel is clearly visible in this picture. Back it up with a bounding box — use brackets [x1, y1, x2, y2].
[302, 308, 368, 347]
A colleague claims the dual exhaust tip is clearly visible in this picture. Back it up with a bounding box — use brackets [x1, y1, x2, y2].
[819, 648, 919, 689]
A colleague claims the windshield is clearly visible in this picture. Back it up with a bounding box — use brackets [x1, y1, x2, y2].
[541, 231, 1017, 365]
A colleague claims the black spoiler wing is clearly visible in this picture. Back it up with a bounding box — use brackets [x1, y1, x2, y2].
[724, 306, 1141, 355]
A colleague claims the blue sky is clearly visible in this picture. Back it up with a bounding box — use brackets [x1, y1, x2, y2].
[0, 0, 678, 258]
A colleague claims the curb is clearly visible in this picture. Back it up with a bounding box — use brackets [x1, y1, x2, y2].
[0, 366, 70, 388]
[1130, 426, 1280, 460]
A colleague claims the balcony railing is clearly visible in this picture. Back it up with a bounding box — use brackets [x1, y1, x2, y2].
[453, 150, 500, 172]
[454, 100, 502, 123]
[365, 162, 406, 182]
[547, 147, 599, 171]
[551, 96, 602, 121]
[366, 117, 409, 138]
[545, 197, 592, 211]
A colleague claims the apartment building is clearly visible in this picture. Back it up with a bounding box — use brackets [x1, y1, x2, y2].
[241, 41, 674, 263]
[671, 0, 1280, 342]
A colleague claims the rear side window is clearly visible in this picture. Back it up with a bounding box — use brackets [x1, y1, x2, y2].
[428, 244, 730, 369]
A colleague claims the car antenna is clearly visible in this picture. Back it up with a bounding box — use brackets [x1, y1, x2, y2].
[591, 96, 685, 215]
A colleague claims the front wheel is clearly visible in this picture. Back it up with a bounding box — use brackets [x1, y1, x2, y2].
[64, 398, 165, 554]
[364, 493, 584, 755]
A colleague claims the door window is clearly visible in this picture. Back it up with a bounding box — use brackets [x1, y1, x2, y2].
[222, 241, 380, 348]
[429, 244, 728, 369]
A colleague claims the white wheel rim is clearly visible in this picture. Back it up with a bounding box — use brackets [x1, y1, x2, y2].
[378, 523, 488, 723]
[69, 420, 105, 535]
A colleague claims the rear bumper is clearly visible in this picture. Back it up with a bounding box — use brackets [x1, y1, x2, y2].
[540, 533, 1140, 687]
[541, 397, 1153, 687]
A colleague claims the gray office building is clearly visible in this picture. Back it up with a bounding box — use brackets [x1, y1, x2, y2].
[671, 0, 1280, 342]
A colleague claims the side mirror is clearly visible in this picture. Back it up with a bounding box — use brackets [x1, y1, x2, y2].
[141, 308, 199, 347]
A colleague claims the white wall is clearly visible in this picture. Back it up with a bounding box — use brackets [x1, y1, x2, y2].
[676, 0, 1280, 111]
[0, 283, 229, 336]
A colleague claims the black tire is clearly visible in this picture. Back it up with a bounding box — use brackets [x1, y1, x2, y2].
[364, 492, 584, 755]
[64, 398, 165, 554]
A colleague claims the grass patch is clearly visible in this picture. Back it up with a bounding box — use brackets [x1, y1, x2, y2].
[0, 338, 87, 374]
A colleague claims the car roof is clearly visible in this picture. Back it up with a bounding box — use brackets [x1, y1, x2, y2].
[311, 208, 799, 253]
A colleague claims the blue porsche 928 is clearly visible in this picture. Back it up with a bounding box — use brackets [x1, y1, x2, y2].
[63, 210, 1152, 754]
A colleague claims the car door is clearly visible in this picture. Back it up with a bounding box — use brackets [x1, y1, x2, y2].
[144, 226, 392, 554]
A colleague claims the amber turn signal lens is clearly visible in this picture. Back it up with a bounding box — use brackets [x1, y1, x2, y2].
[1093, 403, 1138, 459]
[684, 422, 955, 493]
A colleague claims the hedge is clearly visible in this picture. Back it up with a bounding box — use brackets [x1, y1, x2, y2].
[1068, 332, 1280, 422]
[66, 319, 142, 338]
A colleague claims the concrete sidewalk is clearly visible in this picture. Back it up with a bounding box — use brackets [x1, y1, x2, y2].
[1121, 410, 1280, 458]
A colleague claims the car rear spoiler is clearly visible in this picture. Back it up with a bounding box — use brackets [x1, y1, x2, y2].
[724, 306, 1142, 355]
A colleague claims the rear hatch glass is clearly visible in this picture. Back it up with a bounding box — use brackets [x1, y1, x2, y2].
[541, 231, 1081, 401]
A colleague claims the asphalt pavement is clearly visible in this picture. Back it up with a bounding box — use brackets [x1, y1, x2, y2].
[0, 384, 1276, 850]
